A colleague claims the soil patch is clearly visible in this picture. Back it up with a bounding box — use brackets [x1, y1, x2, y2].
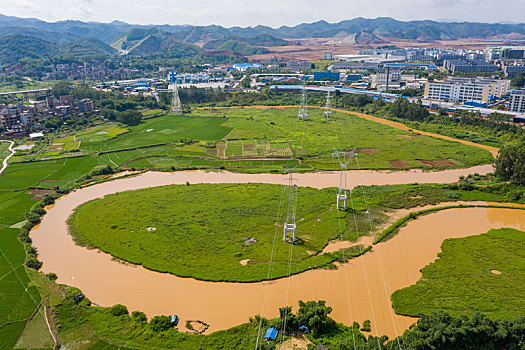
[490, 269, 502, 275]
[29, 189, 54, 200]
[417, 159, 456, 167]
[389, 160, 411, 168]
[239, 259, 250, 266]
[357, 147, 381, 155]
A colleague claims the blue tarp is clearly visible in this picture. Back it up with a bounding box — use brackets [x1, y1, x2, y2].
[264, 327, 278, 340]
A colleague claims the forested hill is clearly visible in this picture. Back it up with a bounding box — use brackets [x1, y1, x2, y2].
[0, 13, 524, 46]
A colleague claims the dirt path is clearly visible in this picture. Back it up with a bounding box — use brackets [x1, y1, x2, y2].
[0, 139, 15, 175]
[198, 105, 500, 158]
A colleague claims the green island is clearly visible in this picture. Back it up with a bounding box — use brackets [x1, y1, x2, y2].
[392, 228, 525, 319]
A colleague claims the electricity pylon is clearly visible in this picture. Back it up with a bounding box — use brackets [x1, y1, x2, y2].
[171, 83, 183, 116]
[297, 86, 309, 121]
[323, 91, 333, 118]
[283, 165, 298, 242]
[332, 149, 356, 211]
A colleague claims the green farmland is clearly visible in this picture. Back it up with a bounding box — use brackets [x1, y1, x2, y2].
[7, 107, 494, 173]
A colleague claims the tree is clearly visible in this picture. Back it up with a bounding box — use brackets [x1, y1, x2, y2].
[296, 300, 335, 336]
[279, 306, 297, 334]
[110, 304, 128, 316]
[117, 110, 143, 126]
[149, 315, 173, 332]
[511, 73, 525, 88]
[52, 81, 72, 98]
[131, 311, 147, 322]
[494, 142, 525, 185]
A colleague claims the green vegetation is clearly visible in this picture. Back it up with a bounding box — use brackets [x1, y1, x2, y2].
[0, 141, 10, 162]
[68, 181, 515, 282]
[68, 183, 343, 282]
[495, 142, 525, 185]
[392, 228, 525, 320]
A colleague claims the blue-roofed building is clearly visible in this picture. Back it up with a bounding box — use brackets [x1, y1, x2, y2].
[264, 327, 278, 341]
[314, 71, 340, 81]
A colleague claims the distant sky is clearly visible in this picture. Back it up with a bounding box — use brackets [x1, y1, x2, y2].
[1, 0, 524, 27]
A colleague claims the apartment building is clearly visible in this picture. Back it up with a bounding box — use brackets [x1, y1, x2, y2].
[509, 89, 525, 113]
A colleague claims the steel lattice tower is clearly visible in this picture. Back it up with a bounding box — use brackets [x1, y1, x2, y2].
[283, 166, 298, 242]
[323, 91, 333, 118]
[297, 87, 309, 121]
[171, 83, 183, 116]
[332, 149, 356, 210]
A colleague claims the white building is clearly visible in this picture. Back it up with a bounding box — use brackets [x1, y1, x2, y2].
[509, 89, 525, 113]
[424, 78, 510, 104]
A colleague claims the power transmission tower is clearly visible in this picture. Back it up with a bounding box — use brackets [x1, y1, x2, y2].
[323, 91, 333, 118]
[171, 83, 183, 116]
[297, 86, 309, 121]
[332, 149, 356, 211]
[283, 165, 298, 242]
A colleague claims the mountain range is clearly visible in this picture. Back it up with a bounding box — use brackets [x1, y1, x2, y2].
[1, 14, 525, 65]
[1, 14, 525, 44]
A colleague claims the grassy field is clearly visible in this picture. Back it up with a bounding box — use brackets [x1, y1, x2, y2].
[0, 142, 10, 164]
[68, 183, 345, 282]
[392, 228, 525, 319]
[68, 182, 510, 282]
[100, 115, 232, 151]
[194, 108, 493, 170]
[54, 124, 129, 152]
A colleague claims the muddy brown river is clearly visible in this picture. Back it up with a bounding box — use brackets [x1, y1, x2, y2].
[30, 168, 525, 339]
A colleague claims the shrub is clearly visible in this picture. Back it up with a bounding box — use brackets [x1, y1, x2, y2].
[149, 315, 172, 332]
[25, 257, 42, 270]
[110, 304, 129, 316]
[46, 272, 58, 281]
[132, 311, 147, 322]
[360, 319, 371, 332]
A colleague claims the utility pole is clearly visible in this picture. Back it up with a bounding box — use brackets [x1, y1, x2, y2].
[171, 82, 183, 116]
[332, 149, 356, 211]
[298, 86, 309, 121]
[323, 91, 333, 118]
[283, 165, 298, 242]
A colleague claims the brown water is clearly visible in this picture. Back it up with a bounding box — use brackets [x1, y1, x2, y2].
[30, 170, 524, 339]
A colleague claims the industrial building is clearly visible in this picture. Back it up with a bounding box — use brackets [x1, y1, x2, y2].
[313, 71, 341, 81]
[443, 59, 498, 74]
[424, 78, 510, 105]
[374, 69, 402, 90]
[509, 89, 525, 113]
[503, 64, 525, 78]
[286, 61, 313, 71]
[332, 62, 380, 72]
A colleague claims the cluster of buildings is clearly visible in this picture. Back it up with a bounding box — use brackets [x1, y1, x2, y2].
[44, 63, 148, 80]
[0, 95, 94, 136]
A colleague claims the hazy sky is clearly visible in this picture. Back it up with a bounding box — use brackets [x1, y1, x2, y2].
[1, 0, 524, 27]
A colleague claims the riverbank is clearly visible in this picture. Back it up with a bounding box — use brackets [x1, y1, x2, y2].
[30, 168, 525, 338]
